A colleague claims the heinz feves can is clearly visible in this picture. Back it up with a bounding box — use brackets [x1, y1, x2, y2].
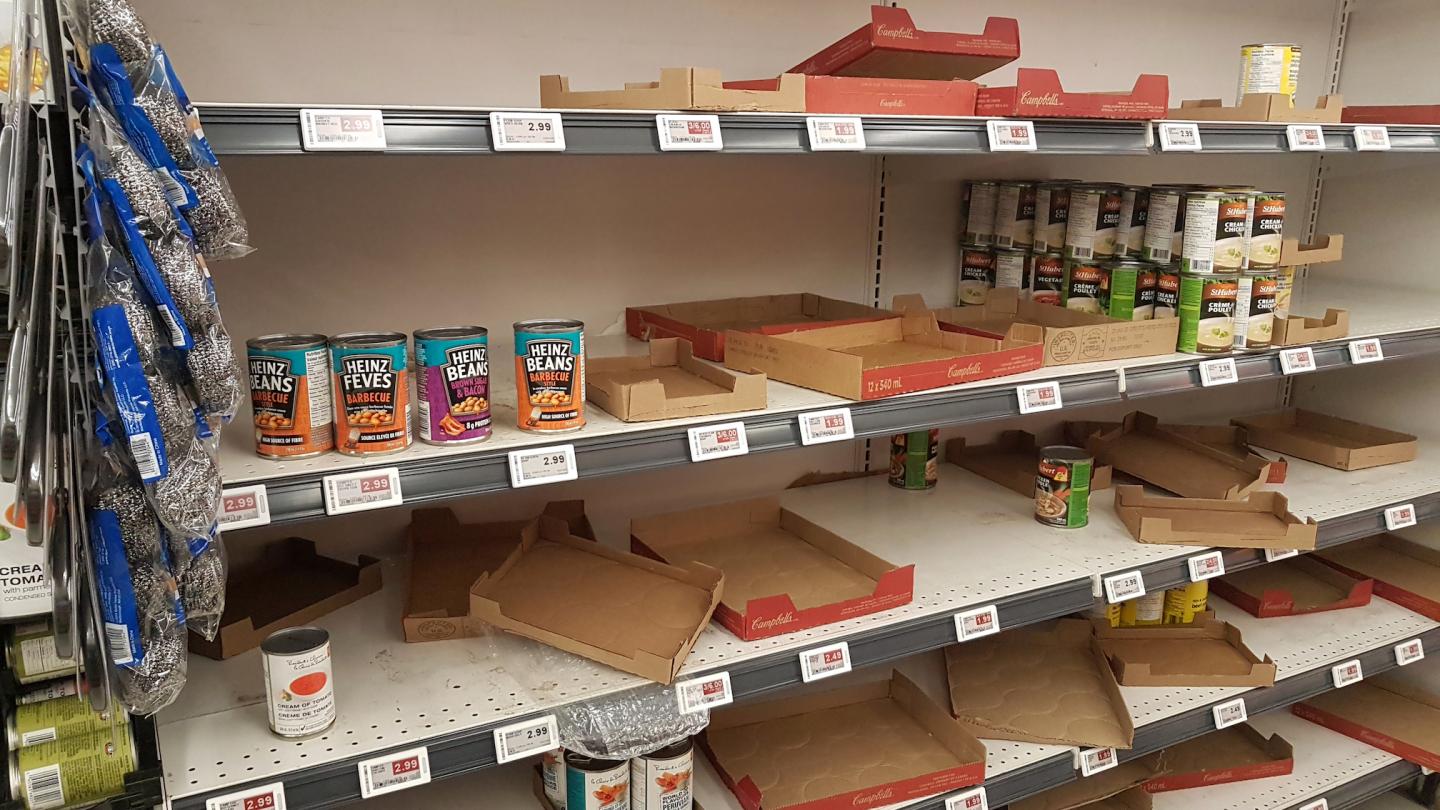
[515, 319, 586, 433]
[248, 334, 334, 459]
[330, 332, 411, 456]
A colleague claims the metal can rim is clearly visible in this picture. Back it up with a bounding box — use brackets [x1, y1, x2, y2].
[513, 319, 584, 333]
[248, 334, 329, 351]
[1040, 445, 1093, 463]
[261, 626, 331, 656]
[413, 326, 489, 341]
[329, 332, 407, 348]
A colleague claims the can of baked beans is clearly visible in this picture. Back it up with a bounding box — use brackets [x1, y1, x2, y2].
[890, 430, 938, 491]
[1033, 181, 1075, 253]
[1238, 43, 1301, 106]
[961, 181, 999, 245]
[1062, 260, 1108, 315]
[1178, 273, 1239, 354]
[247, 334, 334, 459]
[414, 326, 491, 446]
[1182, 190, 1251, 273]
[330, 332, 411, 456]
[1115, 186, 1150, 258]
[1030, 251, 1065, 305]
[1233, 273, 1279, 351]
[1154, 266, 1181, 319]
[262, 627, 335, 738]
[1065, 184, 1123, 261]
[515, 319, 586, 433]
[993, 181, 1036, 249]
[1035, 446, 1092, 529]
[1249, 192, 1286, 269]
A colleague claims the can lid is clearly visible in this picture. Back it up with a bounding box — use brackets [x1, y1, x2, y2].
[1040, 445, 1093, 463]
[248, 334, 329, 350]
[329, 332, 406, 347]
[513, 319, 584, 333]
[564, 751, 626, 770]
[261, 627, 331, 655]
[643, 738, 694, 759]
[413, 326, 488, 341]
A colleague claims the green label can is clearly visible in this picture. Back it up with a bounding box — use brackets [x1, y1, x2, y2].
[889, 430, 938, 490]
[1154, 267, 1181, 319]
[5, 622, 72, 686]
[1101, 261, 1157, 321]
[9, 728, 136, 810]
[8, 697, 128, 749]
[1062, 260, 1107, 315]
[1178, 273, 1239, 354]
[1036, 446, 1092, 528]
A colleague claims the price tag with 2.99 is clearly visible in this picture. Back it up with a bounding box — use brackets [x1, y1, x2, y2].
[358, 747, 431, 798]
[508, 445, 578, 488]
[490, 112, 566, 151]
[493, 715, 559, 764]
[323, 467, 403, 516]
[206, 783, 287, 810]
[219, 484, 271, 530]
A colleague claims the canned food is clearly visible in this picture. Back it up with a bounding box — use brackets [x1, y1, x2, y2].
[6, 623, 71, 686]
[994, 181, 1036, 249]
[1178, 273, 1239, 354]
[1035, 446, 1092, 529]
[1062, 260, 1108, 315]
[7, 698, 126, 750]
[566, 752, 630, 810]
[632, 739, 692, 810]
[1142, 186, 1188, 264]
[542, 750, 566, 808]
[16, 680, 80, 706]
[1249, 192, 1286, 269]
[1120, 591, 1165, 626]
[1153, 266, 1181, 319]
[1234, 274, 1278, 351]
[961, 181, 999, 246]
[1182, 190, 1251, 273]
[1102, 260, 1156, 321]
[1164, 581, 1209, 624]
[1115, 186, 1150, 258]
[1275, 266, 1295, 319]
[1087, 597, 1121, 628]
[9, 729, 136, 810]
[1214, 187, 1258, 270]
[330, 332, 411, 456]
[890, 430, 938, 491]
[262, 627, 335, 738]
[1238, 43, 1301, 105]
[248, 334, 334, 459]
[1030, 252, 1065, 306]
[1033, 181, 1074, 253]
[515, 320, 586, 433]
[994, 247, 1030, 294]
[1065, 184, 1123, 260]
[957, 245, 995, 306]
[414, 326, 491, 446]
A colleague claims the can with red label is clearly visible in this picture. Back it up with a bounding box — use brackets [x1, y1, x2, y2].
[261, 627, 335, 738]
[1030, 252, 1065, 306]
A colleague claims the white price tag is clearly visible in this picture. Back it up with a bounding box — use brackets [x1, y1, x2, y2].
[798, 641, 852, 682]
[357, 747, 431, 798]
[656, 114, 723, 151]
[219, 485, 270, 530]
[489, 112, 566, 151]
[946, 787, 988, 810]
[1265, 548, 1300, 562]
[322, 467, 403, 516]
[1212, 697, 1248, 729]
[798, 408, 854, 445]
[676, 671, 733, 715]
[1298, 800, 1329, 810]
[955, 604, 1000, 642]
[1077, 747, 1118, 777]
[986, 119, 1038, 151]
[493, 715, 560, 764]
[806, 117, 866, 151]
[1332, 659, 1364, 688]
[206, 783, 287, 810]
[1385, 503, 1418, 531]
[299, 109, 386, 151]
[688, 422, 749, 462]
[1103, 570, 1146, 604]
[1187, 551, 1226, 582]
[1286, 124, 1328, 151]
[1354, 125, 1392, 151]
[1198, 358, 1238, 387]
[1396, 638, 1425, 666]
[1016, 381, 1063, 414]
[1158, 122, 1203, 151]
[508, 445, 578, 488]
[1279, 347, 1316, 375]
[1348, 338, 1384, 364]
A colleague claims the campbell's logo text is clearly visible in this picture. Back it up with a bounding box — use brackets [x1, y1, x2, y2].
[875, 24, 916, 39]
[1020, 90, 1062, 106]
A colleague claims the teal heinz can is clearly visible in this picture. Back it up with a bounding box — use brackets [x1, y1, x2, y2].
[329, 332, 411, 456]
[414, 327, 491, 445]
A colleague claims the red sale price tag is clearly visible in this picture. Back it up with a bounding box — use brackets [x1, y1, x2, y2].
[946, 787, 988, 810]
[798, 408, 854, 445]
[1396, 639, 1425, 666]
[1265, 548, 1300, 563]
[1279, 347, 1316, 375]
[1016, 381, 1063, 414]
[657, 114, 723, 151]
[1348, 338, 1384, 364]
[1353, 125, 1391, 151]
[206, 783, 287, 810]
[323, 467, 403, 515]
[219, 484, 270, 530]
[1331, 659, 1363, 688]
[986, 120, 1037, 151]
[1187, 551, 1226, 582]
[1385, 503, 1417, 531]
[806, 117, 866, 151]
[688, 422, 749, 461]
[1077, 747, 1117, 777]
[1286, 124, 1327, 151]
[300, 109, 386, 151]
[358, 747, 432, 798]
[799, 642, 852, 682]
[954, 605, 1000, 642]
[676, 671, 734, 715]
[1297, 800, 1328, 810]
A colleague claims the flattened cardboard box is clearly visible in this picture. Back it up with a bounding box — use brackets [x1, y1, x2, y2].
[626, 294, 888, 362]
[945, 619, 1134, 749]
[1089, 412, 1271, 500]
[1344, 104, 1440, 125]
[787, 6, 1019, 81]
[977, 69, 1169, 120]
[1315, 533, 1440, 622]
[702, 673, 987, 810]
[588, 338, 767, 422]
[1170, 93, 1343, 123]
[1144, 724, 1294, 792]
[946, 431, 1113, 499]
[1293, 672, 1440, 771]
[725, 75, 978, 116]
[1210, 555, 1372, 618]
[1231, 408, 1417, 471]
[1095, 618, 1277, 688]
[1066, 420, 1286, 483]
[1272, 308, 1349, 347]
[540, 68, 804, 112]
[630, 496, 913, 641]
[1113, 485, 1318, 551]
[1011, 757, 1163, 810]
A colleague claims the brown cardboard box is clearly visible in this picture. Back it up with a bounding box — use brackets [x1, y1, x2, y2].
[945, 619, 1134, 749]
[626, 293, 889, 362]
[978, 70, 1170, 120]
[1314, 534, 1440, 622]
[1065, 420, 1286, 484]
[587, 338, 767, 422]
[946, 431, 1113, 498]
[1112, 485, 1317, 550]
[1292, 672, 1440, 771]
[1211, 555, 1372, 618]
[630, 497, 914, 641]
[539, 68, 804, 112]
[787, 6, 1019, 81]
[1144, 724, 1294, 792]
[191, 538, 382, 660]
[1272, 308, 1349, 346]
[1280, 234, 1344, 266]
[1095, 618, 1277, 688]
[702, 673, 988, 810]
[1089, 412, 1271, 500]
[1169, 93, 1343, 123]
[1231, 409, 1417, 471]
[1012, 758, 1163, 810]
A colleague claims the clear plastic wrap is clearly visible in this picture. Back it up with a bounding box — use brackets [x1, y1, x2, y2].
[68, 0, 154, 67]
[166, 528, 226, 642]
[146, 223, 242, 420]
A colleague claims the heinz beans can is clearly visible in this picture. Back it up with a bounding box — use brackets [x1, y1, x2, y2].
[515, 320, 586, 433]
[330, 332, 411, 456]
[414, 327, 491, 445]
[248, 334, 334, 459]
[262, 627, 335, 738]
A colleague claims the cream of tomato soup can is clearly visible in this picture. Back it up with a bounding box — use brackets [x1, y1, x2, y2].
[262, 627, 336, 738]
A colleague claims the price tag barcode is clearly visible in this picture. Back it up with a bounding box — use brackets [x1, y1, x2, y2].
[1279, 347, 1316, 375]
[986, 119, 1038, 152]
[205, 783, 287, 810]
[1016, 381, 1063, 414]
[489, 112, 566, 151]
[357, 747, 431, 798]
[493, 715, 559, 764]
[798, 641, 852, 682]
[299, 109, 386, 151]
[657, 114, 723, 151]
[1103, 570, 1146, 604]
[322, 467, 403, 516]
[1298, 800, 1329, 810]
[1286, 124, 1328, 151]
[1354, 125, 1392, 151]
[676, 671, 733, 715]
[508, 445, 578, 488]
[946, 787, 988, 810]
[1077, 747, 1117, 777]
[688, 422, 749, 461]
[1187, 551, 1226, 582]
[954, 604, 1000, 642]
[1331, 659, 1363, 688]
[1212, 697, 1247, 729]
[1158, 122, 1203, 151]
[1265, 548, 1300, 562]
[1385, 503, 1418, 531]
[1198, 358, 1238, 387]
[1348, 338, 1384, 364]
[219, 485, 271, 530]
[806, 117, 866, 151]
[1396, 638, 1425, 666]
[798, 408, 854, 445]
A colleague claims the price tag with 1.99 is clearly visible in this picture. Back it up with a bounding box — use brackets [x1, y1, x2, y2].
[1332, 659, 1363, 688]
[1349, 338, 1384, 364]
[1354, 125, 1391, 151]
[1286, 124, 1327, 151]
[322, 467, 403, 516]
[1198, 358, 1238, 387]
[798, 408, 854, 445]
[1158, 122, 1202, 152]
[358, 747, 431, 798]
[205, 783, 287, 810]
[1298, 800, 1328, 810]
[676, 671, 733, 715]
[508, 445, 578, 488]
[1187, 551, 1226, 582]
[1103, 570, 1145, 604]
[799, 642, 852, 682]
[1265, 548, 1300, 563]
[1078, 747, 1117, 777]
[219, 484, 270, 530]
[1386, 503, 1418, 531]
[688, 422, 748, 462]
[493, 715, 559, 764]
[299, 109, 386, 151]
[1212, 697, 1247, 729]
[946, 787, 988, 810]
[986, 119, 1037, 151]
[1279, 347, 1316, 375]
[656, 114, 723, 151]
[1396, 639, 1425, 666]
[489, 112, 566, 151]
[1016, 381, 1063, 414]
[955, 604, 1000, 642]
[806, 117, 865, 151]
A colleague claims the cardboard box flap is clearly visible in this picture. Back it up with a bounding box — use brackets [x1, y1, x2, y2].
[1091, 412, 1270, 500]
[1096, 619, 1277, 687]
[976, 69, 1170, 120]
[1170, 93, 1343, 123]
[1296, 672, 1440, 769]
[1315, 534, 1440, 619]
[1067, 421, 1287, 483]
[539, 68, 804, 112]
[946, 433, 1112, 498]
[1273, 308, 1349, 346]
[1011, 757, 1163, 810]
[1280, 234, 1344, 266]
[725, 74, 979, 116]
[1210, 555, 1373, 617]
[1145, 724, 1294, 792]
[587, 338, 767, 422]
[1231, 409, 1416, 471]
[1344, 104, 1440, 125]
[788, 6, 1020, 81]
[1112, 485, 1317, 550]
[632, 293, 883, 333]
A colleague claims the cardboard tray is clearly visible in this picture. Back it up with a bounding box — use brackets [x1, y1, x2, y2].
[626, 294, 889, 362]
[724, 75, 978, 116]
[1095, 618, 1277, 688]
[702, 673, 987, 810]
[945, 618, 1134, 749]
[976, 69, 1170, 120]
[539, 68, 804, 112]
[945, 431, 1113, 498]
[630, 496, 914, 641]
[1292, 672, 1440, 771]
[787, 5, 1019, 82]
[190, 538, 382, 660]
[1169, 93, 1343, 123]
[1065, 420, 1287, 484]
[1281, 234, 1344, 266]
[587, 338, 767, 423]
[1112, 485, 1317, 550]
[1344, 104, 1440, 125]
[1012, 758, 1163, 810]
[1088, 412, 1272, 500]
[1273, 308, 1349, 346]
[1209, 555, 1373, 618]
[1315, 533, 1440, 622]
[1231, 409, 1417, 471]
[1144, 724, 1294, 792]
[722, 313, 1044, 402]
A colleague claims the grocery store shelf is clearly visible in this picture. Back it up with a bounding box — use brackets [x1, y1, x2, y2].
[1160, 121, 1440, 153]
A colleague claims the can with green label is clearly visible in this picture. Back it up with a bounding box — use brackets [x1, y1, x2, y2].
[8, 728, 136, 810]
[889, 430, 938, 490]
[1100, 260, 1157, 321]
[5, 622, 73, 686]
[1177, 273, 1239, 354]
[6, 697, 128, 750]
[1035, 446, 1092, 529]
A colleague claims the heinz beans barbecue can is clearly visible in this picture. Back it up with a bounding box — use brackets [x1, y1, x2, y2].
[414, 326, 491, 445]
[515, 319, 586, 433]
[330, 332, 411, 456]
[248, 334, 334, 459]
[262, 627, 336, 738]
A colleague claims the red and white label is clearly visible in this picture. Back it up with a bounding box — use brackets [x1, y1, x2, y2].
[798, 408, 855, 445]
[219, 485, 270, 530]
[688, 422, 749, 461]
[1016, 381, 1063, 414]
[1348, 338, 1384, 364]
[657, 115, 723, 151]
[493, 715, 559, 764]
[1103, 570, 1146, 604]
[1078, 747, 1117, 777]
[1396, 638, 1425, 666]
[1286, 124, 1327, 151]
[946, 787, 988, 810]
[1188, 551, 1226, 582]
[955, 604, 1000, 642]
[1354, 125, 1391, 151]
[300, 109, 386, 151]
[490, 112, 566, 151]
[1332, 659, 1363, 688]
[508, 445, 578, 488]
[987, 120, 1037, 151]
[206, 783, 287, 810]
[358, 747, 431, 798]
[676, 671, 733, 715]
[1265, 548, 1300, 563]
[323, 467, 403, 515]
[1385, 503, 1417, 531]
[1199, 358, 1238, 387]
[1279, 347, 1316, 375]
[1212, 697, 1247, 729]
[806, 117, 865, 151]
[1158, 122, 1203, 152]
[1298, 800, 1328, 810]
[799, 642, 852, 682]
